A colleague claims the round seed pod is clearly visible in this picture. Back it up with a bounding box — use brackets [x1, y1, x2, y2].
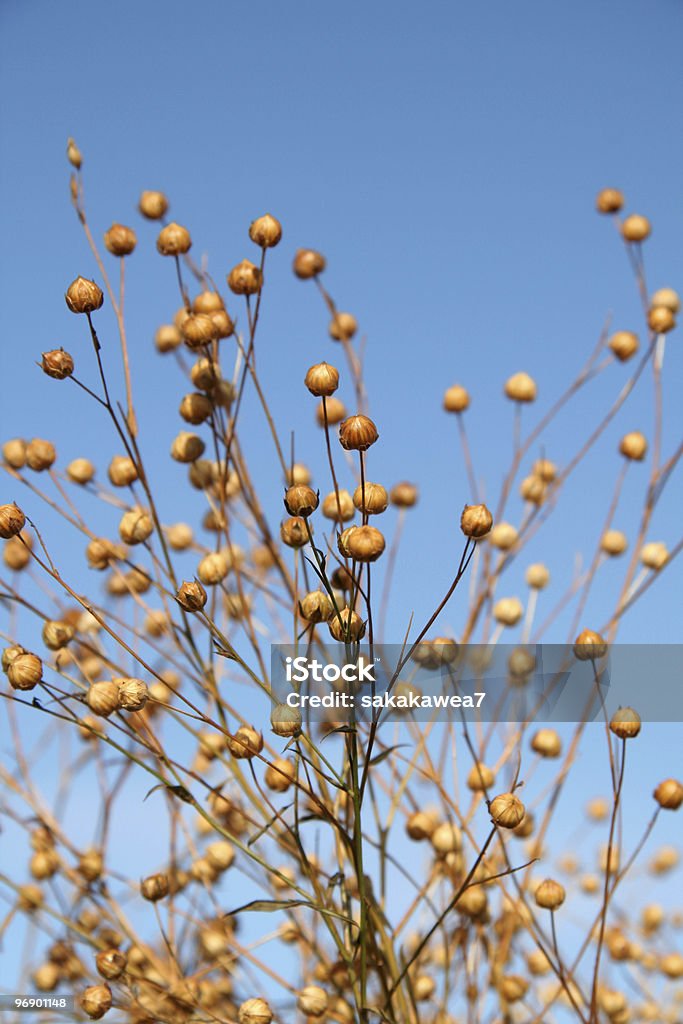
[139, 190, 168, 219]
[156, 222, 191, 256]
[176, 580, 207, 611]
[405, 810, 438, 840]
[249, 213, 282, 248]
[573, 629, 607, 661]
[8, 653, 43, 691]
[86, 537, 122, 570]
[443, 384, 470, 413]
[353, 482, 388, 515]
[535, 878, 566, 910]
[42, 620, 75, 651]
[293, 249, 326, 279]
[192, 290, 224, 315]
[345, 524, 385, 562]
[66, 137, 82, 168]
[504, 372, 537, 402]
[167, 523, 193, 551]
[33, 962, 60, 991]
[80, 983, 112, 1020]
[339, 414, 379, 452]
[264, 757, 296, 793]
[238, 998, 273, 1024]
[653, 779, 683, 810]
[30, 848, 60, 880]
[26, 439, 56, 471]
[227, 725, 263, 759]
[601, 529, 628, 556]
[305, 362, 339, 397]
[300, 590, 334, 623]
[621, 214, 651, 242]
[390, 481, 418, 507]
[660, 953, 683, 978]
[197, 551, 230, 585]
[190, 357, 220, 392]
[490, 792, 525, 829]
[533, 458, 557, 483]
[4, 534, 31, 571]
[108, 455, 138, 486]
[316, 396, 346, 426]
[227, 259, 262, 295]
[608, 330, 639, 361]
[431, 822, 462, 856]
[620, 430, 647, 460]
[86, 681, 120, 718]
[67, 458, 95, 484]
[596, 188, 624, 214]
[321, 488, 355, 522]
[297, 986, 328, 1017]
[95, 949, 127, 981]
[271, 702, 302, 738]
[119, 508, 153, 545]
[460, 503, 493, 538]
[488, 522, 518, 551]
[531, 728, 562, 758]
[42, 349, 74, 380]
[457, 885, 487, 917]
[104, 224, 137, 257]
[205, 841, 236, 872]
[65, 277, 104, 315]
[3, 438, 27, 468]
[284, 484, 319, 517]
[154, 324, 182, 353]
[181, 312, 218, 348]
[171, 431, 205, 463]
[640, 541, 668, 569]
[498, 975, 528, 1003]
[0, 503, 25, 539]
[651, 287, 680, 313]
[280, 517, 309, 548]
[329, 312, 357, 341]
[140, 873, 169, 901]
[609, 706, 641, 739]
[648, 305, 676, 333]
[493, 597, 523, 627]
[117, 678, 148, 712]
[179, 392, 212, 425]
[329, 606, 366, 642]
[413, 975, 436, 1001]
[466, 763, 495, 791]
[285, 463, 312, 487]
[520, 474, 547, 505]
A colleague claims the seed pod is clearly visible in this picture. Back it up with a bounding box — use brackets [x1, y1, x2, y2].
[460, 503, 493, 539]
[171, 431, 205, 463]
[601, 529, 628, 556]
[119, 508, 153, 545]
[81, 983, 112, 1020]
[621, 214, 651, 242]
[4, 533, 31, 571]
[104, 224, 137, 257]
[249, 213, 282, 248]
[534, 877, 566, 910]
[457, 885, 487, 917]
[489, 792, 525, 829]
[345, 524, 385, 562]
[166, 523, 193, 551]
[139, 190, 169, 219]
[297, 986, 328, 1018]
[353, 482, 388, 515]
[596, 188, 624, 214]
[154, 324, 182, 353]
[66, 137, 82, 168]
[609, 706, 641, 739]
[280, 516, 309, 548]
[3, 438, 27, 468]
[181, 312, 218, 348]
[95, 949, 127, 981]
[140, 873, 169, 901]
[431, 822, 462, 855]
[498, 975, 528, 1003]
[108, 455, 138, 487]
[117, 678, 148, 711]
[179, 392, 212, 425]
[86, 537, 122, 570]
[466, 763, 495, 791]
[41, 349, 74, 380]
[520, 474, 547, 505]
[640, 541, 668, 570]
[205, 840, 236, 873]
[264, 757, 296, 793]
[8, 653, 43, 690]
[156, 222, 191, 256]
[26, 439, 56, 471]
[608, 330, 639, 361]
[488, 522, 518, 550]
[493, 597, 523, 627]
[619, 431, 647, 460]
[305, 362, 339, 397]
[227, 258, 263, 295]
[531, 728, 562, 758]
[508, 647, 535, 682]
[238, 998, 273, 1024]
[66, 458, 95, 484]
[0, 503, 25, 539]
[300, 590, 334, 623]
[197, 551, 230, 586]
[193, 290, 225, 314]
[42, 620, 75, 651]
[271, 702, 302, 738]
[210, 308, 235, 339]
[413, 975, 436, 1001]
[293, 248, 326, 279]
[653, 778, 683, 810]
[190, 357, 220, 392]
[176, 579, 207, 611]
[390, 481, 418, 507]
[648, 305, 676, 333]
[284, 484, 319, 517]
[321, 488, 355, 521]
[33, 962, 60, 991]
[406, 810, 438, 840]
[329, 312, 357, 341]
[227, 725, 263, 759]
[285, 463, 312, 486]
[504, 372, 537, 402]
[443, 384, 470, 413]
[316, 397, 347, 427]
[329, 606, 366, 642]
[65, 277, 104, 314]
[87, 681, 120, 718]
[339, 414, 379, 451]
[30, 848, 60, 880]
[525, 563, 549, 589]
[573, 629, 607, 660]
[651, 287, 680, 313]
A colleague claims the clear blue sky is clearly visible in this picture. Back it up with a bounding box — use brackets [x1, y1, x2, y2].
[0, 0, 681, 1000]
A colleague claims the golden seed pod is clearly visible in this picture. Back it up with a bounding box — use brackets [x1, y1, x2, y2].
[329, 606, 366, 642]
[651, 286, 680, 313]
[264, 757, 296, 793]
[533, 458, 557, 483]
[238, 998, 273, 1024]
[405, 809, 438, 840]
[8, 652, 43, 691]
[86, 681, 120, 718]
[293, 248, 326, 279]
[197, 551, 230, 585]
[640, 540, 668, 570]
[620, 431, 648, 461]
[270, 702, 303, 738]
[119, 508, 153, 545]
[621, 213, 651, 242]
[300, 589, 335, 623]
[460, 503, 493, 539]
[85, 537, 123, 570]
[573, 629, 607, 661]
[601, 529, 628, 556]
[609, 706, 641, 739]
[41, 348, 74, 380]
[103, 223, 137, 257]
[493, 597, 523, 627]
[431, 822, 463, 855]
[4, 533, 31, 571]
[390, 481, 418, 507]
[210, 308, 235, 339]
[156, 222, 191, 256]
[171, 431, 205, 463]
[321, 488, 355, 521]
[653, 778, 683, 811]
[190, 357, 220, 392]
[205, 840, 236, 872]
[339, 414, 379, 451]
[660, 953, 683, 978]
[65, 276, 104, 315]
[66, 137, 82, 169]
[3, 438, 27, 468]
[488, 522, 518, 551]
[280, 516, 309, 548]
[33, 962, 60, 991]
[457, 885, 487, 917]
[413, 975, 436, 1001]
[179, 391, 212, 424]
[108, 454, 138, 487]
[139, 189, 168, 219]
[527, 949, 554, 975]
[298, 986, 328, 1018]
[140, 873, 169, 901]
[117, 678, 148, 712]
[175, 579, 207, 611]
[647, 305, 676, 333]
[466, 763, 495, 791]
[228, 724, 264, 759]
[66, 458, 96, 484]
[26, 438, 57, 471]
[166, 522, 193, 551]
[535, 878, 566, 910]
[249, 213, 282, 248]
[490, 792, 525, 829]
[345, 524, 385, 562]
[316, 395, 346, 426]
[154, 324, 182, 353]
[95, 949, 127, 981]
[284, 484, 319, 517]
[498, 974, 528, 1003]
[443, 384, 470, 413]
[181, 312, 218, 348]
[192, 290, 223, 314]
[596, 187, 624, 214]
[227, 258, 263, 295]
[520, 474, 547, 505]
[305, 361, 340, 397]
[285, 463, 312, 486]
[608, 330, 639, 362]
[30, 848, 60, 880]
[329, 312, 358, 341]
[80, 983, 112, 1020]
[0, 502, 26, 539]
[42, 620, 75, 651]
[353, 482, 388, 515]
[504, 371, 537, 403]
[531, 728, 562, 758]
